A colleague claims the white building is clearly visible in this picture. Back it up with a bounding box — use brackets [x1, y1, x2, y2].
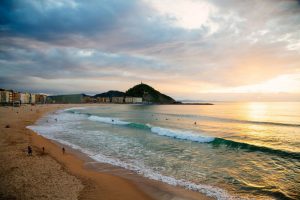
[0, 90, 13, 103]
[125, 97, 133, 103]
[21, 93, 31, 104]
[133, 97, 142, 103]
[30, 94, 36, 104]
[112, 97, 124, 103]
[125, 97, 142, 104]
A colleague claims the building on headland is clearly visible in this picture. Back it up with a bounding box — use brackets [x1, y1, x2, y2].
[124, 97, 133, 103]
[83, 95, 94, 103]
[112, 97, 124, 103]
[133, 97, 142, 103]
[124, 97, 143, 104]
[96, 97, 110, 103]
[47, 94, 85, 104]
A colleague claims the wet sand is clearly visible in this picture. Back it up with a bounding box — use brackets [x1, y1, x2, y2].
[0, 104, 213, 200]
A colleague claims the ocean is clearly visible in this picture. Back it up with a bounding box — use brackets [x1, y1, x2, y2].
[28, 102, 300, 200]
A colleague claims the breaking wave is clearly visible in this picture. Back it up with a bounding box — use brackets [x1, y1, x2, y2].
[87, 115, 214, 143]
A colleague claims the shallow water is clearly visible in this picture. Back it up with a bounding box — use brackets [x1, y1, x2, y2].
[28, 102, 300, 200]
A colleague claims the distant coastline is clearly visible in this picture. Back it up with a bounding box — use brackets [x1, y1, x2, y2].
[178, 102, 214, 105]
[1, 83, 214, 106]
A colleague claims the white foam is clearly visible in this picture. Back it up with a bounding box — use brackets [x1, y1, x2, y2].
[89, 152, 239, 200]
[63, 107, 87, 111]
[150, 126, 215, 143]
[26, 114, 239, 200]
[27, 125, 64, 135]
[88, 115, 130, 125]
[27, 124, 237, 200]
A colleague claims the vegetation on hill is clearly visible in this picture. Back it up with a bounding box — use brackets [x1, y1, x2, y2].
[93, 90, 125, 98]
[125, 83, 175, 104]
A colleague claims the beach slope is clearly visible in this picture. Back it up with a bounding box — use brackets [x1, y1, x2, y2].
[0, 104, 153, 200]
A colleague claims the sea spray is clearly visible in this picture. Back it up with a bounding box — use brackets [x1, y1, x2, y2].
[88, 116, 130, 125]
[150, 126, 215, 143]
[87, 115, 215, 143]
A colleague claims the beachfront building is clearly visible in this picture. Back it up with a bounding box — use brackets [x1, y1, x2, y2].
[35, 94, 47, 104]
[125, 97, 133, 103]
[112, 97, 124, 103]
[133, 97, 142, 103]
[47, 94, 85, 104]
[83, 95, 94, 103]
[13, 92, 21, 102]
[30, 94, 36, 104]
[0, 89, 13, 105]
[20, 93, 31, 104]
[96, 97, 102, 103]
[13, 92, 21, 106]
[125, 97, 143, 104]
[104, 97, 110, 103]
[96, 97, 110, 103]
[133, 97, 143, 103]
[0, 89, 48, 105]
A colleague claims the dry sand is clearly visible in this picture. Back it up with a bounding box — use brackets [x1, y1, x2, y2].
[0, 104, 213, 200]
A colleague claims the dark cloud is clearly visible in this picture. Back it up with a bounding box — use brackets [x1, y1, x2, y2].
[0, 0, 200, 49]
[0, 0, 137, 39]
[0, 0, 299, 99]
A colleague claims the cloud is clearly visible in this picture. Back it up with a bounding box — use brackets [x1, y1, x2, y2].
[0, 0, 300, 100]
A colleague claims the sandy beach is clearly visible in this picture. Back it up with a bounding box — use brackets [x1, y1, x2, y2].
[0, 104, 212, 200]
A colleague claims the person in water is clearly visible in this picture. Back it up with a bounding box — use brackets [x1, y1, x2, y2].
[27, 146, 32, 156]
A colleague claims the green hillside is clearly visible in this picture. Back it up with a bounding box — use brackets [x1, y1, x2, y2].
[125, 83, 175, 104]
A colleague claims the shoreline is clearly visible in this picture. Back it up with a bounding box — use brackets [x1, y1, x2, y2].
[0, 104, 213, 200]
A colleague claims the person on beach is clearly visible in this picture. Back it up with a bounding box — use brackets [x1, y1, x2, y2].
[62, 147, 65, 154]
[27, 146, 32, 156]
[42, 147, 45, 154]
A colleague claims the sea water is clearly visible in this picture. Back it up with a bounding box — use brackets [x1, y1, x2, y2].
[28, 102, 300, 200]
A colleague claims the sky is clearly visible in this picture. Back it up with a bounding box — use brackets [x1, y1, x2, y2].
[1, 0, 300, 101]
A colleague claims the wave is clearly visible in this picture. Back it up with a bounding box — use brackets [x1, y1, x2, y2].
[87, 115, 214, 143]
[26, 126, 238, 200]
[88, 116, 130, 125]
[63, 107, 87, 111]
[239, 184, 295, 200]
[150, 126, 215, 143]
[81, 113, 300, 159]
[86, 114, 300, 159]
[154, 112, 300, 127]
[147, 124, 300, 159]
[211, 138, 300, 160]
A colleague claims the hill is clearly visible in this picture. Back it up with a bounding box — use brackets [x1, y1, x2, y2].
[125, 83, 175, 104]
[94, 90, 125, 98]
